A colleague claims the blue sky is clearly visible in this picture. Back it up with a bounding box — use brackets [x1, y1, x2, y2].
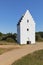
[0, 0, 43, 33]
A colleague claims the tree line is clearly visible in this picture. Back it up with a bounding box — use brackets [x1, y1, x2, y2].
[0, 32, 43, 43]
[35, 32, 43, 41]
[0, 32, 17, 42]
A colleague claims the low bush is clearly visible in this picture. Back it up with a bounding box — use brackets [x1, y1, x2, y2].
[6, 38, 15, 42]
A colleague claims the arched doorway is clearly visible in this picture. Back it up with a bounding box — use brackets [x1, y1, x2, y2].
[27, 37, 31, 44]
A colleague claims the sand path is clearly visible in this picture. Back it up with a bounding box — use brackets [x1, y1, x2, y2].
[0, 42, 43, 65]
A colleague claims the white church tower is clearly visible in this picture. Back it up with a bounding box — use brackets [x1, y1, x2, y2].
[17, 10, 35, 44]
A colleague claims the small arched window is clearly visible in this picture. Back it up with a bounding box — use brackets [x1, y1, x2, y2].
[27, 28, 29, 31]
[27, 20, 29, 22]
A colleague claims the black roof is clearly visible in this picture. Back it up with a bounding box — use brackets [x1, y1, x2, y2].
[17, 16, 24, 26]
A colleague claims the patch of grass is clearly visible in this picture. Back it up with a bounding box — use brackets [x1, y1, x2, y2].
[0, 48, 15, 55]
[0, 41, 17, 45]
[12, 50, 43, 65]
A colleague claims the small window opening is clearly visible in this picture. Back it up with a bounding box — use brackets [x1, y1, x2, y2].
[27, 20, 29, 22]
[27, 29, 29, 31]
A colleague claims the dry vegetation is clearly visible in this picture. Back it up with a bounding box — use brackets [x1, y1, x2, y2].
[0, 41, 17, 45]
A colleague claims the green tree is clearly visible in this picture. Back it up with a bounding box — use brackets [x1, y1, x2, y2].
[0, 32, 3, 36]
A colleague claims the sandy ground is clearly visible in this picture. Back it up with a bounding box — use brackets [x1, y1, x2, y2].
[0, 42, 43, 65]
[0, 45, 20, 49]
